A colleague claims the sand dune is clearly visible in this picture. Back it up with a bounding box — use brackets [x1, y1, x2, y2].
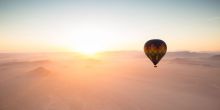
[0, 51, 220, 110]
[211, 55, 220, 60]
[26, 67, 51, 78]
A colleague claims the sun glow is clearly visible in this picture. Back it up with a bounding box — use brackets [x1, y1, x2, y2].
[63, 22, 110, 56]
[73, 41, 103, 55]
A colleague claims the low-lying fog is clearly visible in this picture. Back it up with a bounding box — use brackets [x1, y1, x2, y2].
[0, 51, 220, 110]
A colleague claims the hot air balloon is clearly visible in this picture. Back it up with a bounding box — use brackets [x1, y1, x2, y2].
[144, 39, 167, 67]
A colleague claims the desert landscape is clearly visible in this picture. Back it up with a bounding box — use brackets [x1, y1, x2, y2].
[0, 51, 219, 110]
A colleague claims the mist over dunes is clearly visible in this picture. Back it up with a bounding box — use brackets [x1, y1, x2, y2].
[0, 51, 220, 110]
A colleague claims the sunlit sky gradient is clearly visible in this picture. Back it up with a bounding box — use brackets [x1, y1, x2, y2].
[0, 0, 220, 52]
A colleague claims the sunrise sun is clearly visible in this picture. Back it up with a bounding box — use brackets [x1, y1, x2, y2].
[73, 43, 103, 55]
[62, 23, 111, 56]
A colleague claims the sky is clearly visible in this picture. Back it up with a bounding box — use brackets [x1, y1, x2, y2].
[0, 0, 220, 53]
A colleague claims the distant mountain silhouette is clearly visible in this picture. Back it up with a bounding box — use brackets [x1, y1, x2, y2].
[166, 51, 211, 58]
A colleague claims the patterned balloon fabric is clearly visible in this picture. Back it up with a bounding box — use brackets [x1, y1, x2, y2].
[144, 39, 167, 67]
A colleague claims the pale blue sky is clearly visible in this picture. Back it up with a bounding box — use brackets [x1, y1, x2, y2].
[0, 0, 220, 52]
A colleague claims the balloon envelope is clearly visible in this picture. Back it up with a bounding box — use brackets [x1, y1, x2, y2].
[144, 39, 167, 67]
